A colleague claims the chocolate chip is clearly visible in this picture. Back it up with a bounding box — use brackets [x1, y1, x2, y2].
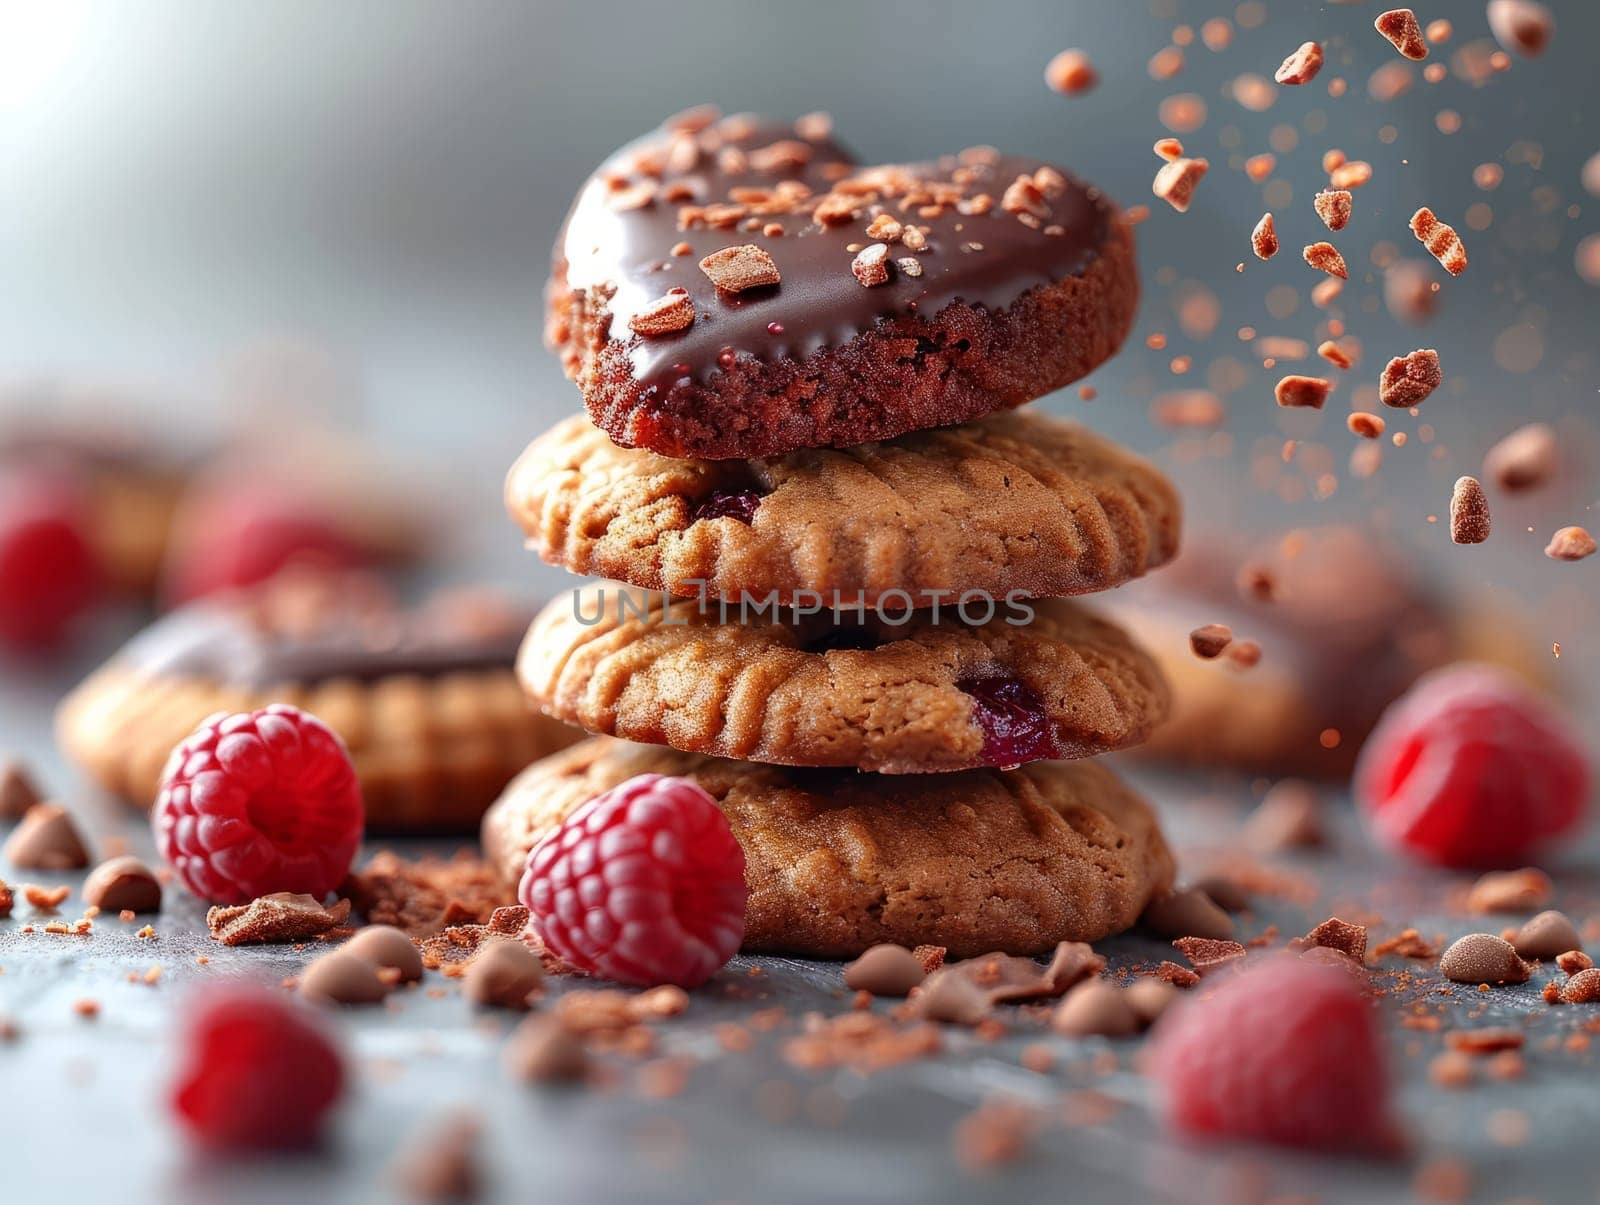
[462, 938, 543, 1009]
[1051, 980, 1139, 1038]
[207, 893, 351, 946]
[912, 968, 991, 1026]
[1243, 779, 1325, 852]
[1439, 933, 1532, 985]
[81, 856, 162, 914]
[343, 924, 425, 984]
[843, 944, 926, 997]
[1467, 868, 1552, 914]
[0, 759, 43, 821]
[1142, 887, 1234, 941]
[1511, 910, 1581, 961]
[389, 1110, 483, 1202]
[1, 803, 90, 870]
[300, 950, 392, 1005]
[504, 1016, 589, 1083]
[1124, 978, 1178, 1027]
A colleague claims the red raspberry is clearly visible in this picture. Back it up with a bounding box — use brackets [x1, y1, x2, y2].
[1356, 664, 1589, 867]
[0, 470, 102, 653]
[1146, 955, 1400, 1153]
[163, 484, 367, 605]
[171, 984, 344, 1150]
[519, 774, 746, 989]
[153, 704, 364, 903]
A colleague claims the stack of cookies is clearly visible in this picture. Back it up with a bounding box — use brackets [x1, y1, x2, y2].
[483, 109, 1184, 958]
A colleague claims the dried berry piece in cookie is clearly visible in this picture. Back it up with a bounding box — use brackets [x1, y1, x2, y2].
[505, 409, 1180, 609]
[484, 739, 1174, 958]
[518, 587, 1169, 774]
[547, 112, 1138, 459]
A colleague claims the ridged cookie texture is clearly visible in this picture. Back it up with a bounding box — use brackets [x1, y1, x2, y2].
[506, 409, 1181, 608]
[517, 585, 1168, 774]
[483, 738, 1175, 958]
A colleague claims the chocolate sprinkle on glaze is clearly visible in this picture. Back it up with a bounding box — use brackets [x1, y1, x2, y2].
[550, 110, 1134, 458]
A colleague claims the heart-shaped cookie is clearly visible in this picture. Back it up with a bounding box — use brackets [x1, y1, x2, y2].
[548, 108, 1138, 459]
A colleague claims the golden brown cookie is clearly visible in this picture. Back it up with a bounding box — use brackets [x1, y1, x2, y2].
[482, 737, 1174, 958]
[57, 574, 579, 830]
[548, 111, 1138, 460]
[506, 409, 1181, 609]
[519, 585, 1168, 774]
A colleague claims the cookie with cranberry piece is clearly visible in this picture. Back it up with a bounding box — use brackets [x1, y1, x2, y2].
[518, 585, 1167, 774]
[483, 737, 1174, 958]
[507, 409, 1180, 608]
[547, 109, 1138, 459]
[57, 571, 578, 829]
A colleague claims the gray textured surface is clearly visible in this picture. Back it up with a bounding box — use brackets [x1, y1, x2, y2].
[5, 658, 1600, 1205]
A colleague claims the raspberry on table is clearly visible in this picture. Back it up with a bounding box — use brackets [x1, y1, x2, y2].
[171, 985, 344, 1150]
[1146, 955, 1399, 1153]
[0, 470, 102, 653]
[153, 704, 364, 903]
[519, 773, 746, 989]
[1355, 664, 1589, 868]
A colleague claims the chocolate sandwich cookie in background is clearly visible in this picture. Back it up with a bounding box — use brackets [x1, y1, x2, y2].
[1113, 524, 1544, 777]
[518, 584, 1169, 775]
[483, 737, 1174, 959]
[507, 408, 1181, 608]
[57, 571, 580, 830]
[547, 108, 1138, 460]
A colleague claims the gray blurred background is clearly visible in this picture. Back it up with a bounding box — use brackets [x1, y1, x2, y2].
[1, 0, 1595, 695]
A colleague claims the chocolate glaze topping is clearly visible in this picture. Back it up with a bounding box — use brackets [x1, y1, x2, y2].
[120, 589, 528, 690]
[557, 109, 1117, 392]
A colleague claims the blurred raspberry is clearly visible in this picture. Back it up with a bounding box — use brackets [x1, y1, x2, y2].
[153, 704, 364, 903]
[1146, 955, 1400, 1153]
[1356, 664, 1589, 867]
[162, 483, 368, 605]
[0, 469, 103, 652]
[171, 984, 344, 1150]
[520, 773, 746, 988]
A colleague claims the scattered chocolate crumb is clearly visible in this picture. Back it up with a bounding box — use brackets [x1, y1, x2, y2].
[1318, 339, 1356, 369]
[1172, 936, 1246, 976]
[344, 851, 513, 939]
[1153, 137, 1183, 161]
[1152, 158, 1209, 212]
[390, 1110, 483, 1202]
[784, 1012, 942, 1073]
[1152, 961, 1201, 989]
[1411, 207, 1467, 275]
[1274, 41, 1324, 86]
[1188, 623, 1233, 659]
[1374, 928, 1439, 960]
[1486, 0, 1553, 58]
[1302, 242, 1348, 279]
[207, 894, 352, 946]
[1562, 967, 1600, 1003]
[1250, 213, 1278, 259]
[1545, 527, 1596, 562]
[1449, 476, 1492, 545]
[1467, 868, 1552, 914]
[73, 998, 100, 1020]
[1379, 348, 1441, 407]
[21, 883, 69, 912]
[628, 292, 695, 336]
[850, 242, 891, 288]
[1445, 1028, 1524, 1054]
[1375, 9, 1428, 60]
[1275, 375, 1333, 409]
[1556, 949, 1593, 974]
[698, 244, 780, 292]
[1297, 917, 1368, 963]
[1044, 49, 1098, 95]
[954, 1098, 1040, 1170]
[1440, 933, 1531, 984]
[1124, 978, 1178, 1027]
[1429, 1050, 1476, 1089]
[1348, 412, 1387, 439]
[1226, 640, 1262, 669]
[1330, 160, 1373, 190]
[1313, 189, 1353, 232]
[1484, 423, 1557, 491]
